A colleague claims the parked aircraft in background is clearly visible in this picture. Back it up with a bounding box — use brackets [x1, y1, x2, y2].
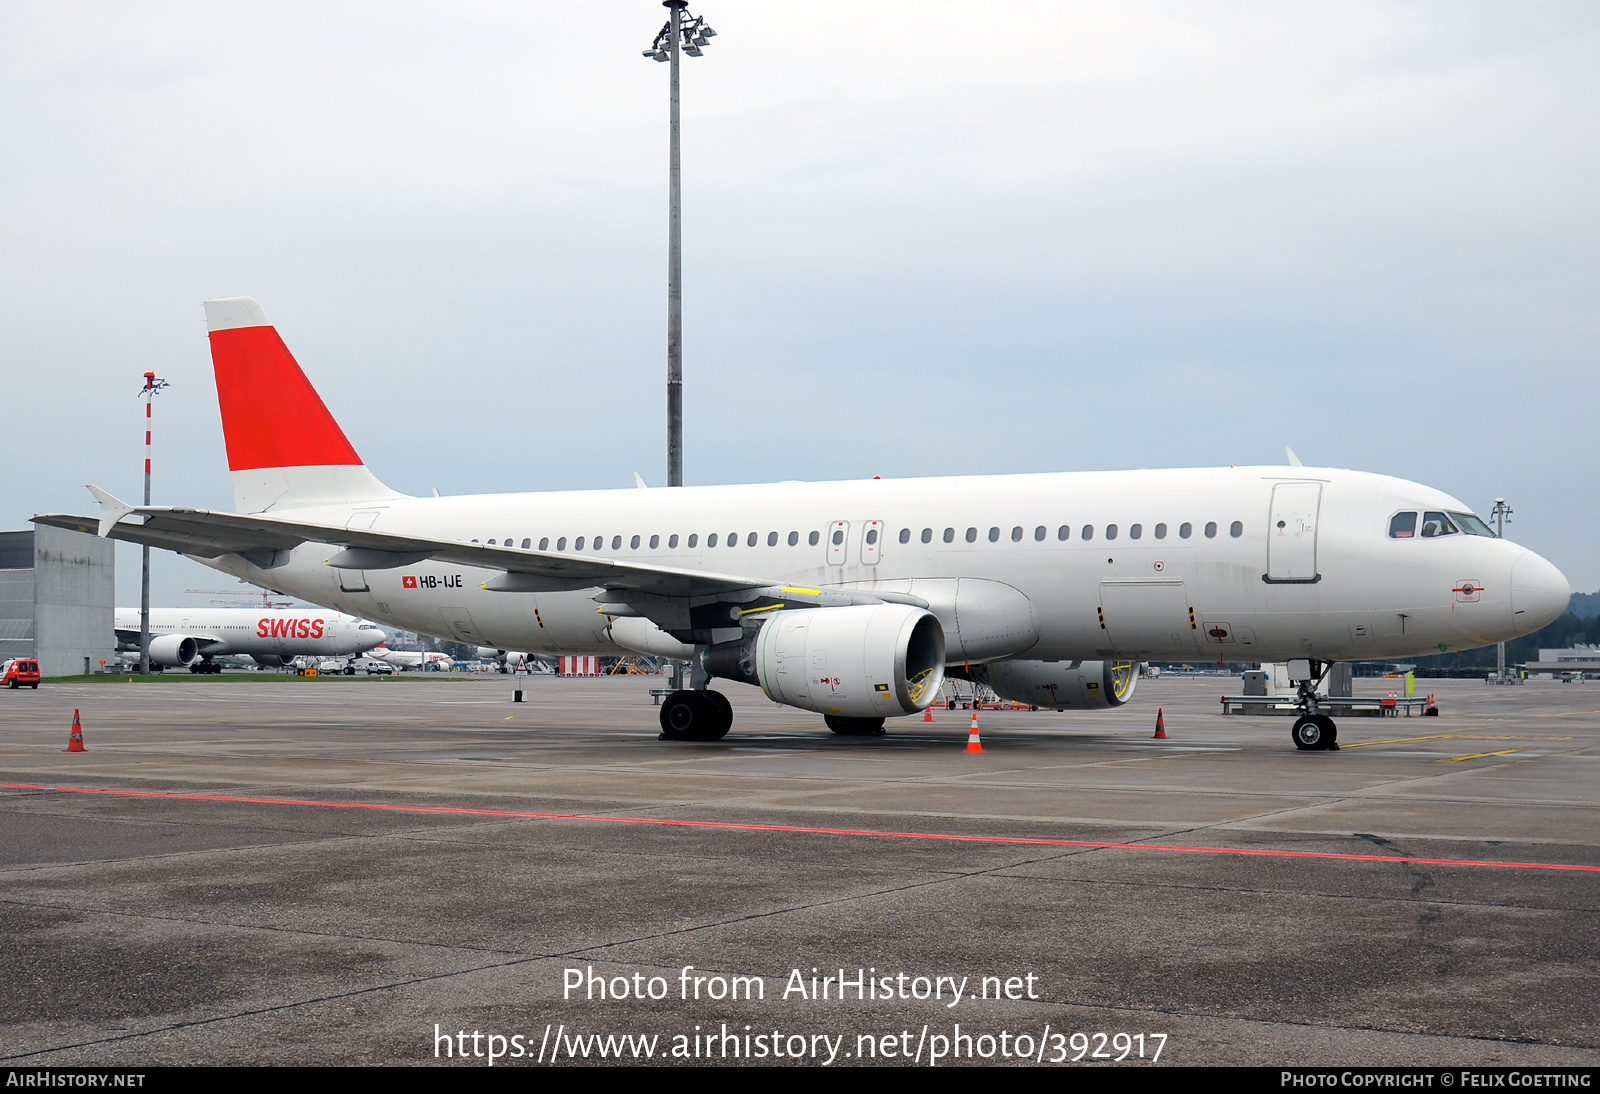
[112, 607, 387, 671]
[475, 647, 542, 672]
[367, 645, 452, 671]
[41, 298, 1569, 747]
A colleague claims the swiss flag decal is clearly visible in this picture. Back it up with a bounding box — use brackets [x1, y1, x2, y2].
[402, 575, 418, 589]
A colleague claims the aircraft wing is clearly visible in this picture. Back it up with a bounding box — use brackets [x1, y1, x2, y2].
[34, 487, 774, 600]
[113, 626, 225, 653]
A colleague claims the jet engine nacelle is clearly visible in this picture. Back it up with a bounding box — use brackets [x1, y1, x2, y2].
[147, 634, 203, 668]
[968, 659, 1139, 710]
[704, 603, 945, 718]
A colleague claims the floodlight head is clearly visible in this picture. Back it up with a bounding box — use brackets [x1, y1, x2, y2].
[684, 43, 703, 56]
[700, 25, 716, 37]
[691, 32, 707, 45]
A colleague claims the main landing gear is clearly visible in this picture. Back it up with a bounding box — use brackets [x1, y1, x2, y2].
[824, 715, 885, 736]
[659, 689, 733, 742]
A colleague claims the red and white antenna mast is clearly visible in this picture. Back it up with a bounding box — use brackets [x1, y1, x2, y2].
[137, 371, 170, 675]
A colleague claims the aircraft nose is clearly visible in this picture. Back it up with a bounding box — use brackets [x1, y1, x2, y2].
[1511, 551, 1570, 636]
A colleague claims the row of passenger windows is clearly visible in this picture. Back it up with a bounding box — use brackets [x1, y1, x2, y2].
[478, 531, 825, 550]
[901, 521, 1243, 544]
[475, 520, 1247, 552]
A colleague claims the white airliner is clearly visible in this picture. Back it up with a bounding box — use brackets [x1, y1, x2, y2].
[476, 647, 541, 672]
[113, 607, 387, 671]
[368, 645, 452, 671]
[38, 298, 1570, 749]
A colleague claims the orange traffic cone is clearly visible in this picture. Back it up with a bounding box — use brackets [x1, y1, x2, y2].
[922, 706, 934, 723]
[1153, 708, 1167, 739]
[65, 709, 86, 753]
[964, 711, 984, 753]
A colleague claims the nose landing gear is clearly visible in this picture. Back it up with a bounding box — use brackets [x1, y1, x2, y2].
[1291, 714, 1339, 751]
[1289, 659, 1340, 751]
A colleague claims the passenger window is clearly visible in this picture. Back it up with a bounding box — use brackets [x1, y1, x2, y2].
[630, 535, 640, 549]
[1058, 525, 1070, 541]
[1106, 524, 1118, 540]
[596, 537, 606, 551]
[788, 531, 799, 546]
[1179, 522, 1191, 539]
[899, 528, 910, 545]
[556, 537, 567, 550]
[1154, 523, 1167, 539]
[669, 534, 679, 548]
[574, 537, 584, 550]
[989, 527, 1000, 542]
[1011, 526, 1024, 542]
[746, 532, 757, 547]
[921, 528, 932, 544]
[769, 531, 779, 546]
[1034, 525, 1046, 541]
[650, 535, 660, 549]
[1204, 522, 1217, 538]
[688, 534, 698, 548]
[1081, 525, 1093, 540]
[521, 538, 531, 549]
[832, 529, 844, 546]
[487, 539, 496, 545]
[966, 528, 977, 543]
[708, 533, 718, 548]
[943, 528, 955, 543]
[1421, 511, 1458, 538]
[1230, 521, 1243, 538]
[1130, 524, 1142, 540]
[809, 531, 820, 546]
[865, 529, 878, 545]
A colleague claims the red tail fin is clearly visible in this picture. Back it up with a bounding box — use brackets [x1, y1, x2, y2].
[203, 298, 399, 513]
[205, 298, 361, 470]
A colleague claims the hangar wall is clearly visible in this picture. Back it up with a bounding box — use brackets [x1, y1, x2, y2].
[0, 527, 116, 676]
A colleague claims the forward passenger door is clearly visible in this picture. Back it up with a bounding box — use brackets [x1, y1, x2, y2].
[1266, 483, 1321, 583]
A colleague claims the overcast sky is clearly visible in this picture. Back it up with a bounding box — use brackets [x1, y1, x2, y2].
[1, 1, 1596, 607]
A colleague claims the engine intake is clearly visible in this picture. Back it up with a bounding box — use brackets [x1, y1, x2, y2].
[703, 604, 945, 718]
[963, 659, 1139, 710]
[148, 634, 203, 668]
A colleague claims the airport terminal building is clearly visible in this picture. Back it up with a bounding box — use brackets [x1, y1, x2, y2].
[0, 526, 115, 676]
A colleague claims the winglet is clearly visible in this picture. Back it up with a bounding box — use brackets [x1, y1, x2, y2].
[633, 472, 649, 490]
[85, 484, 137, 537]
[1286, 446, 1303, 468]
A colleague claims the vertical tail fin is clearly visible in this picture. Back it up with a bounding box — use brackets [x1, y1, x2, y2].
[204, 298, 403, 514]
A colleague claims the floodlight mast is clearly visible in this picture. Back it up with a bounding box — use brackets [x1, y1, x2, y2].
[644, 2, 716, 489]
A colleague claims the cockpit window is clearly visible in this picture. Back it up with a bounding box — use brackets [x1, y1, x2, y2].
[1450, 512, 1496, 537]
[1420, 511, 1458, 538]
[1389, 512, 1417, 539]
